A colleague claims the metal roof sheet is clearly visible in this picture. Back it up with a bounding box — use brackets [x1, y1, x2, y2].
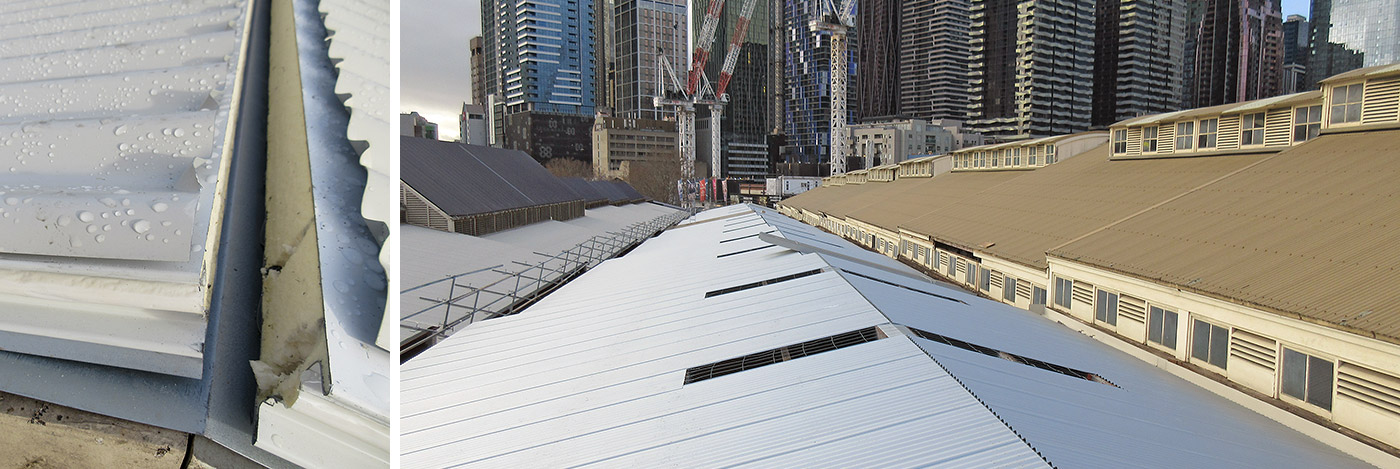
[830, 256, 1370, 467]
[402, 204, 1372, 468]
[1051, 129, 1400, 343]
[902, 144, 1269, 269]
[251, 0, 390, 465]
[0, 0, 251, 377]
[400, 203, 686, 345]
[400, 137, 584, 217]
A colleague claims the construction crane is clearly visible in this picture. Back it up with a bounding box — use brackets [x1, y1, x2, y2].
[655, 53, 699, 188]
[812, 0, 855, 174]
[654, 0, 764, 205]
[709, 0, 763, 180]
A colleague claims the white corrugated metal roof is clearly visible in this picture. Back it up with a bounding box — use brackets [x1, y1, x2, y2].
[0, 0, 251, 378]
[402, 204, 1376, 468]
[400, 203, 687, 344]
[250, 0, 390, 466]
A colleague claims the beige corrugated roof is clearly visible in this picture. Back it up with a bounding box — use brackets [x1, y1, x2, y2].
[780, 171, 1029, 229]
[1050, 129, 1400, 343]
[904, 144, 1270, 269]
[1318, 62, 1400, 84]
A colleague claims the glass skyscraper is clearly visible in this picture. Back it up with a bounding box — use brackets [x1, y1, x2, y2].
[1307, 0, 1400, 88]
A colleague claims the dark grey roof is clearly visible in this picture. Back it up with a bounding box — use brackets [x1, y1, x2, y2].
[401, 137, 582, 216]
[606, 180, 645, 201]
[560, 178, 647, 205]
[587, 180, 645, 204]
[559, 178, 609, 205]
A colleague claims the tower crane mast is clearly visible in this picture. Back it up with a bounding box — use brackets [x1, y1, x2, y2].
[812, 0, 854, 174]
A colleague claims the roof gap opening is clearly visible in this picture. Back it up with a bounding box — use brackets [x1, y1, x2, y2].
[716, 244, 781, 258]
[838, 269, 967, 304]
[684, 327, 884, 384]
[720, 231, 776, 244]
[907, 327, 1117, 387]
[704, 268, 826, 298]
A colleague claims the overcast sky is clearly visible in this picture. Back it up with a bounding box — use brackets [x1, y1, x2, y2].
[400, 0, 1311, 141]
[401, 0, 482, 142]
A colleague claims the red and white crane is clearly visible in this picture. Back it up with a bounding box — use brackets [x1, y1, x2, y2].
[657, 0, 765, 204]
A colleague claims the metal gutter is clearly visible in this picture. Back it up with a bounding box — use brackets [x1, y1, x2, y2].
[251, 0, 389, 465]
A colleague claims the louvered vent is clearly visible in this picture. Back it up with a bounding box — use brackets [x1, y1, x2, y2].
[1117, 295, 1147, 324]
[1127, 127, 1143, 155]
[956, 259, 967, 275]
[402, 184, 450, 231]
[1218, 115, 1241, 149]
[1015, 280, 1032, 300]
[1071, 281, 1095, 306]
[1264, 108, 1292, 146]
[989, 271, 1004, 289]
[1361, 78, 1400, 124]
[1229, 328, 1278, 371]
[683, 327, 884, 384]
[1338, 362, 1400, 417]
[1159, 124, 1175, 152]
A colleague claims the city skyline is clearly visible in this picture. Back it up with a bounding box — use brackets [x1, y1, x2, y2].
[402, 0, 1312, 142]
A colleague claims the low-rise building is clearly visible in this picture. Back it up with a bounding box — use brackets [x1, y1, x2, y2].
[592, 116, 679, 178]
[778, 63, 1400, 455]
[458, 102, 487, 145]
[850, 119, 984, 170]
[400, 111, 439, 140]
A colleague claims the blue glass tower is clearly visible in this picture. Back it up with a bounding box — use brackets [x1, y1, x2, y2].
[498, 0, 597, 116]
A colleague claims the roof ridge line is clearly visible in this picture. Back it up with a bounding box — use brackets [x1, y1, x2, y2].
[1045, 149, 1285, 256]
[458, 143, 537, 204]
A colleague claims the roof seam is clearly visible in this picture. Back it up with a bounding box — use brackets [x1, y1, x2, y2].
[1044, 150, 1284, 255]
[898, 334, 1058, 468]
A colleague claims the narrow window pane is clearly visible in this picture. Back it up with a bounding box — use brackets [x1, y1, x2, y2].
[1163, 310, 1178, 349]
[1148, 306, 1164, 344]
[1192, 320, 1211, 362]
[1096, 290, 1108, 322]
[1209, 325, 1228, 368]
[1307, 356, 1334, 410]
[1106, 294, 1118, 326]
[1282, 348, 1307, 399]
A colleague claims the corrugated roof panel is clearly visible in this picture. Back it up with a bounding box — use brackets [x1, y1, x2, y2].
[399, 203, 691, 345]
[0, 0, 250, 377]
[899, 144, 1266, 269]
[404, 204, 1372, 467]
[1052, 129, 1400, 343]
[400, 137, 584, 217]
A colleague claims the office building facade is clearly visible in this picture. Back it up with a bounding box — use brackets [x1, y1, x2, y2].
[1281, 15, 1309, 93]
[480, 0, 598, 161]
[1306, 0, 1400, 89]
[612, 0, 687, 120]
[781, 0, 859, 165]
[968, 0, 1096, 139]
[858, 0, 902, 121]
[695, 0, 776, 179]
[1092, 0, 1186, 128]
[900, 0, 974, 121]
[1184, 0, 1285, 107]
[470, 35, 485, 106]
